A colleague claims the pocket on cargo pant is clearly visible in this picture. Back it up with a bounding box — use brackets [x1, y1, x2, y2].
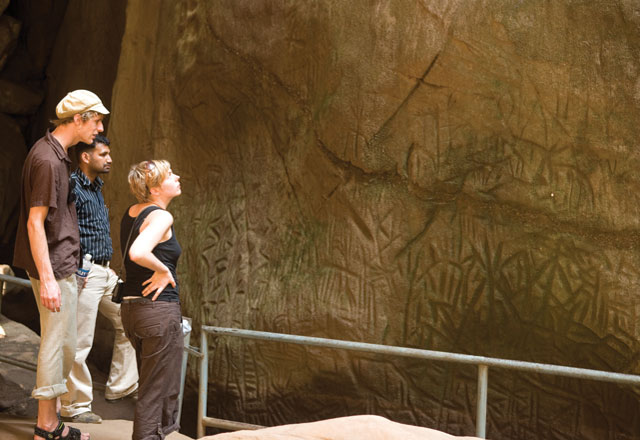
[136, 322, 170, 359]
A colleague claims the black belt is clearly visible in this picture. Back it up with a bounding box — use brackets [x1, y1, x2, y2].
[122, 297, 152, 304]
[122, 296, 180, 304]
[93, 259, 110, 266]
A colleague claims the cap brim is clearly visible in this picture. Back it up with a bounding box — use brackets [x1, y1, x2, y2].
[87, 103, 110, 115]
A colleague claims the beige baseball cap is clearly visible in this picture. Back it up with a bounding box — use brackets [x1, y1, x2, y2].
[55, 89, 110, 119]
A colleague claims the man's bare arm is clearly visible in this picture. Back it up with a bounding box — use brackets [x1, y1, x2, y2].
[27, 206, 61, 312]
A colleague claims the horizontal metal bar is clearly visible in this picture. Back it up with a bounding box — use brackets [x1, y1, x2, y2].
[0, 274, 32, 288]
[0, 354, 37, 372]
[202, 416, 263, 431]
[203, 326, 640, 386]
[184, 344, 202, 358]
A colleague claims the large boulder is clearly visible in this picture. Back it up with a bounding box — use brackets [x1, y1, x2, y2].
[205, 415, 481, 440]
[0, 313, 38, 416]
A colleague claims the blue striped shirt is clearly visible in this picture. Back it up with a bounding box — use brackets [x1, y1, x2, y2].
[70, 169, 113, 262]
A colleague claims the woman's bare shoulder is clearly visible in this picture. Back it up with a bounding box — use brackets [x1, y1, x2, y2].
[142, 209, 174, 231]
[129, 204, 172, 219]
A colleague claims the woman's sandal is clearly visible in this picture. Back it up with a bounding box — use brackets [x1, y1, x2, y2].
[34, 420, 84, 439]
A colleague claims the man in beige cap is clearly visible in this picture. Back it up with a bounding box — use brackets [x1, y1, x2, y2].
[13, 89, 109, 440]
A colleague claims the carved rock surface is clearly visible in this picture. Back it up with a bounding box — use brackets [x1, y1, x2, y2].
[104, 1, 640, 439]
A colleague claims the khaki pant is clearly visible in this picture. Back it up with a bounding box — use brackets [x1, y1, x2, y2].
[60, 263, 139, 417]
[29, 274, 78, 400]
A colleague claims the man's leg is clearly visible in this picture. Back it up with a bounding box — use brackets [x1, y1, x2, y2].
[30, 275, 88, 439]
[98, 266, 139, 400]
[59, 265, 103, 419]
[30, 274, 77, 399]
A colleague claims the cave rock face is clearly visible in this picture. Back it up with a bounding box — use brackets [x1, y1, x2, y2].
[107, 1, 640, 438]
[0, 114, 26, 246]
[0, 13, 19, 71]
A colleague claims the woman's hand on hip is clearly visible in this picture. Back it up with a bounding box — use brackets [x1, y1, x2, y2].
[141, 269, 175, 301]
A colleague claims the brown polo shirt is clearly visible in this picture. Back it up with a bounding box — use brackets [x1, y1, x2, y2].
[13, 130, 80, 280]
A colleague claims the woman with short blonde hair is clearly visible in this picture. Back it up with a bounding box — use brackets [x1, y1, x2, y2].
[127, 159, 173, 203]
[119, 159, 183, 440]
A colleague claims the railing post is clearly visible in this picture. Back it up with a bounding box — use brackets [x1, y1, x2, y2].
[197, 330, 209, 438]
[476, 364, 488, 439]
[177, 317, 192, 423]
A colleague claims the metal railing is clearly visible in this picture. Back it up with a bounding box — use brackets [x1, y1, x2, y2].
[0, 273, 34, 372]
[0, 273, 32, 288]
[197, 326, 640, 439]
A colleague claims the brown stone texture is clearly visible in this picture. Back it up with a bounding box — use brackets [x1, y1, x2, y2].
[103, 0, 640, 438]
[0, 78, 42, 114]
[0, 313, 38, 416]
[0, 13, 19, 71]
[5, 0, 66, 74]
[29, 0, 126, 144]
[0, 113, 26, 248]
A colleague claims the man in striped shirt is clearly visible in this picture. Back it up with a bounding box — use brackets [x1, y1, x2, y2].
[60, 134, 138, 424]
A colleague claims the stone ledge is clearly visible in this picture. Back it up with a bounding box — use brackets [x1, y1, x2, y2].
[0, 313, 38, 417]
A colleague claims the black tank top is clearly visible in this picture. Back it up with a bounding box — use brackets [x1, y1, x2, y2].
[120, 205, 182, 302]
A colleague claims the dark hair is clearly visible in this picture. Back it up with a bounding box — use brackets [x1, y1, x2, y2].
[75, 134, 111, 157]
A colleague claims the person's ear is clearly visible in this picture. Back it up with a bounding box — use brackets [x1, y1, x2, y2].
[73, 113, 83, 125]
[80, 151, 90, 164]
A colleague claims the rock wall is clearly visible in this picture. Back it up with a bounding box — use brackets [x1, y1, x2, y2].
[29, 0, 127, 143]
[107, 1, 640, 438]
